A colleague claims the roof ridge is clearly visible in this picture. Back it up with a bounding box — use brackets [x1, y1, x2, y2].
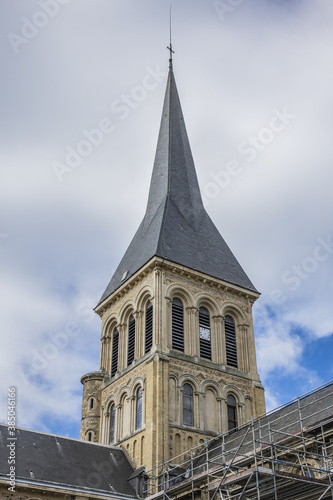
[0, 423, 119, 449]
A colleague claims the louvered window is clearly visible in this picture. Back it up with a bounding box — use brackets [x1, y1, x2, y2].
[172, 298, 184, 352]
[227, 395, 237, 432]
[183, 383, 194, 426]
[199, 307, 211, 360]
[127, 315, 136, 366]
[109, 404, 116, 444]
[136, 387, 143, 430]
[225, 315, 238, 368]
[145, 301, 153, 353]
[111, 329, 119, 377]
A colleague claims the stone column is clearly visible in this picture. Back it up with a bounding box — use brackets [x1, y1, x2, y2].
[104, 407, 109, 444]
[238, 324, 250, 372]
[197, 391, 205, 430]
[129, 395, 135, 434]
[116, 403, 122, 442]
[214, 315, 225, 364]
[179, 385, 184, 425]
[238, 402, 245, 427]
[99, 337, 105, 371]
[216, 397, 223, 434]
[221, 397, 227, 433]
[134, 309, 142, 360]
[154, 264, 162, 347]
[165, 297, 173, 350]
[187, 307, 198, 356]
[118, 323, 125, 371]
[105, 333, 111, 373]
[175, 381, 180, 423]
[184, 306, 192, 355]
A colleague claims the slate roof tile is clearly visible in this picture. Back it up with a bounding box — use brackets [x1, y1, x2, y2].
[0, 426, 137, 498]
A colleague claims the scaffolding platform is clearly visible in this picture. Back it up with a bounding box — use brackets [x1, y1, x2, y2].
[144, 381, 333, 500]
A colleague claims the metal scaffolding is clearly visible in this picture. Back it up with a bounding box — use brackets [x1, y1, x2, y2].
[144, 382, 333, 500]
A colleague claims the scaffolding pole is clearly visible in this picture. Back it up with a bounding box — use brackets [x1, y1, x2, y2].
[143, 382, 333, 500]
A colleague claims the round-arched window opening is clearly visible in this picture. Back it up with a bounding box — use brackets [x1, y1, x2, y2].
[227, 394, 237, 432]
[183, 383, 194, 426]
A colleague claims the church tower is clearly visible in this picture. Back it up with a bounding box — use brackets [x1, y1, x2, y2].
[80, 58, 265, 474]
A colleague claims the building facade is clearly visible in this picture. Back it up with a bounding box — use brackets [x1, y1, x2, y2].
[2, 57, 332, 500]
[80, 61, 266, 473]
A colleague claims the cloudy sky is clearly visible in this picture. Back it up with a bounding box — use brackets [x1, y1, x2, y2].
[1, 0, 333, 438]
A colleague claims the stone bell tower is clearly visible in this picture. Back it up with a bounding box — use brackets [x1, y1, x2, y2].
[80, 56, 265, 474]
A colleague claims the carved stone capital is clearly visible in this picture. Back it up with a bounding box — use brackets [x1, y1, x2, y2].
[212, 315, 224, 324]
[165, 296, 172, 307]
[186, 306, 198, 314]
[135, 309, 143, 319]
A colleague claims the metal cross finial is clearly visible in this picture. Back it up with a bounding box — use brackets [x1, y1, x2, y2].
[167, 43, 175, 70]
[167, 5, 174, 70]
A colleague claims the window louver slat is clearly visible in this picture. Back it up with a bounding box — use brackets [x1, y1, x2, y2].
[225, 316, 238, 368]
[111, 330, 119, 377]
[200, 340, 211, 359]
[172, 299, 184, 352]
[145, 302, 153, 353]
[127, 316, 136, 365]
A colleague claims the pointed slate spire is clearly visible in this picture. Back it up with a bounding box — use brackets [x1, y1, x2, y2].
[144, 69, 203, 230]
[98, 68, 257, 305]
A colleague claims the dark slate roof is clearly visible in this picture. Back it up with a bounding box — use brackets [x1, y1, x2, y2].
[99, 69, 257, 305]
[0, 425, 137, 498]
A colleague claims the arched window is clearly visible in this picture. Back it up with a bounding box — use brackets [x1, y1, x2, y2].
[227, 395, 237, 432]
[89, 398, 94, 410]
[225, 315, 238, 368]
[136, 387, 143, 430]
[109, 404, 116, 444]
[145, 301, 153, 353]
[199, 307, 211, 360]
[128, 315, 136, 366]
[172, 298, 184, 352]
[111, 328, 119, 377]
[183, 383, 194, 426]
[88, 431, 92, 441]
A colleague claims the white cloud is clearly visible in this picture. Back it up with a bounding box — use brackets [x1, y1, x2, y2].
[255, 305, 304, 376]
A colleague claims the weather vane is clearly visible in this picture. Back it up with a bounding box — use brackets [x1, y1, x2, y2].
[167, 5, 174, 70]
